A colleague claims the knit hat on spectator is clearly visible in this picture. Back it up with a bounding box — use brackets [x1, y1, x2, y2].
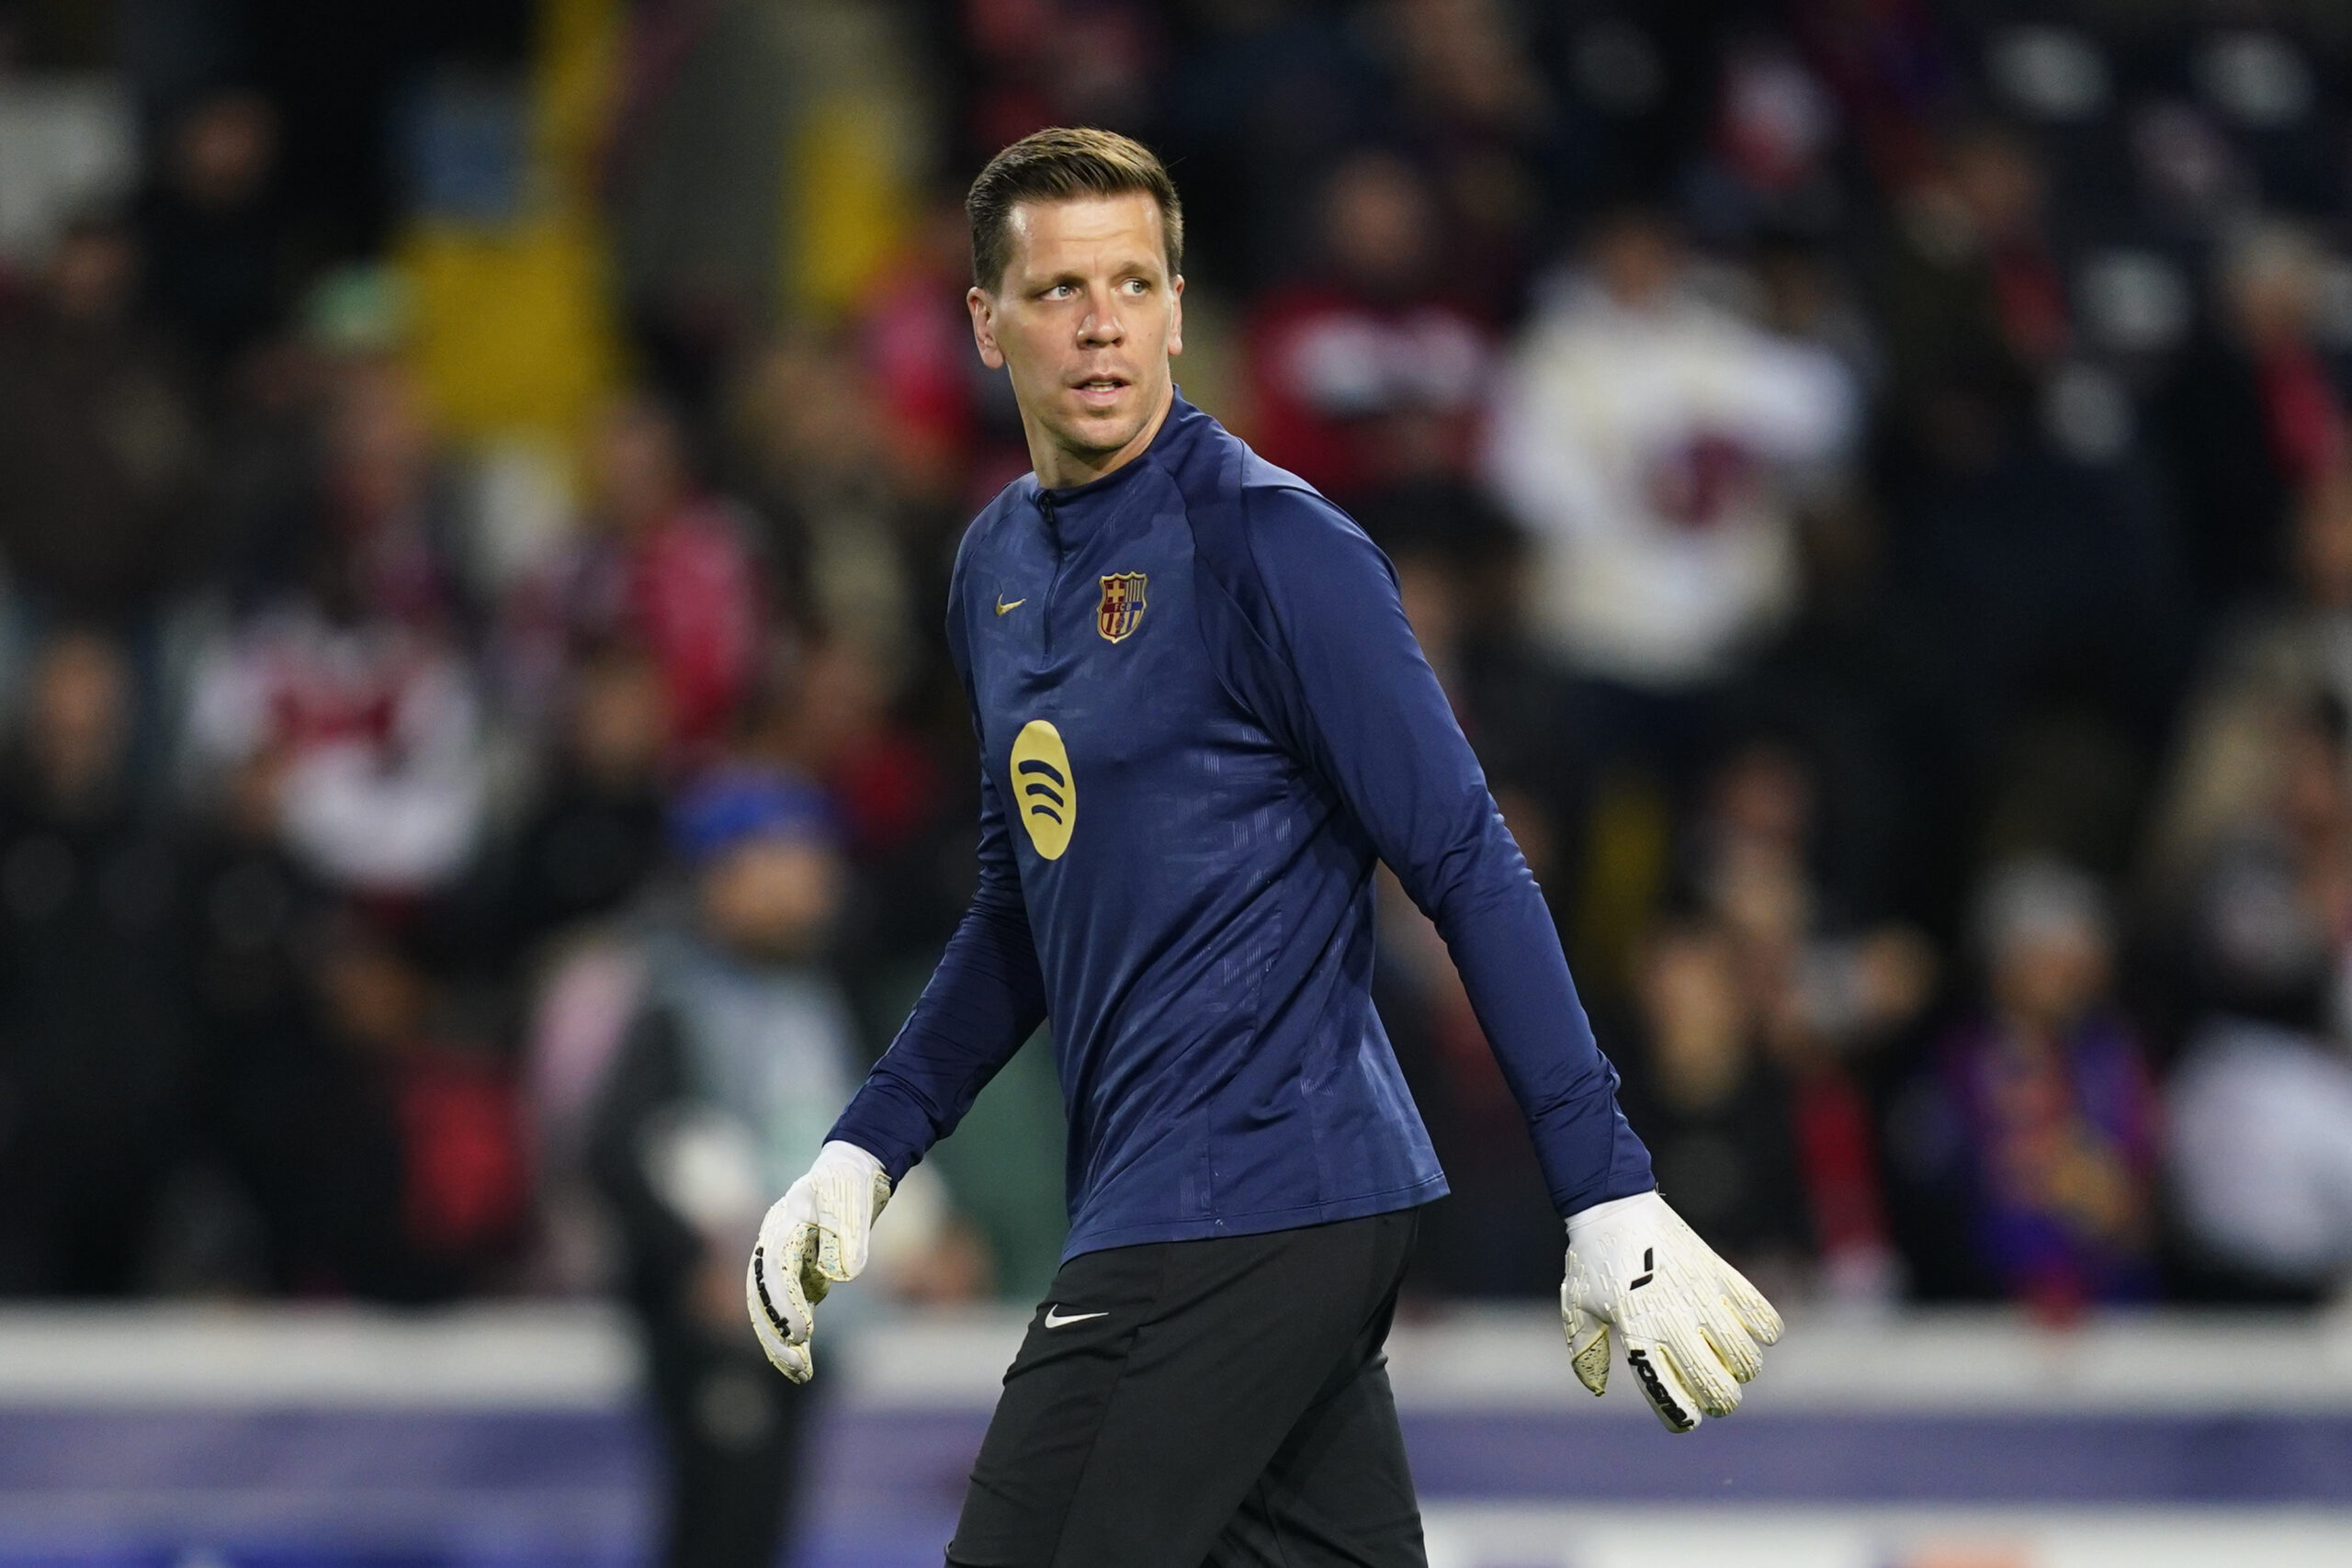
[669, 767, 839, 865]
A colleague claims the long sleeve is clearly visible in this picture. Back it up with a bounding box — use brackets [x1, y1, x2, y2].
[1210, 484, 1654, 1215]
[825, 567, 1048, 1182]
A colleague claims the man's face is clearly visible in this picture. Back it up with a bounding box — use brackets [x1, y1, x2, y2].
[968, 193, 1182, 472]
[701, 838, 842, 960]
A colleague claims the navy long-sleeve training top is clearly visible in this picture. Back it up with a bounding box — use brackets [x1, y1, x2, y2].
[829, 393, 1653, 1260]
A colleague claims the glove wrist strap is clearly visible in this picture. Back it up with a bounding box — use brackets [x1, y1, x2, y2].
[1565, 1186, 1662, 1238]
[818, 1140, 888, 1186]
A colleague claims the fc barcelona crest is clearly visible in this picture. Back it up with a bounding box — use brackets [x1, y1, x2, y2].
[1097, 572, 1148, 643]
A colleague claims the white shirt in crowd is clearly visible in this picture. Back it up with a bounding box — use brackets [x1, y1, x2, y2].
[1485, 278, 1858, 687]
[183, 607, 490, 894]
[2168, 1017, 2352, 1285]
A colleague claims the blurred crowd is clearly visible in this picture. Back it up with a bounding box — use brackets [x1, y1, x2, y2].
[3, 0, 2352, 1348]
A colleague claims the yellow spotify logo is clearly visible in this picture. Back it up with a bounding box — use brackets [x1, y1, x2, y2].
[1010, 720, 1076, 860]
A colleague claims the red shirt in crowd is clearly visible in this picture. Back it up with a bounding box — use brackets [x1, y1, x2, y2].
[1243, 285, 1494, 501]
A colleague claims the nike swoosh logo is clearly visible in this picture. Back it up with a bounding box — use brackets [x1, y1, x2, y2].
[1044, 1306, 1106, 1329]
[996, 596, 1026, 615]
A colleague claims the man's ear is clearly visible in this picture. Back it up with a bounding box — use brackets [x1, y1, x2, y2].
[968, 286, 1005, 370]
[1168, 274, 1184, 359]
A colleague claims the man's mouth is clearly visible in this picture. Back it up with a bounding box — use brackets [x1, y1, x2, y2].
[1071, 375, 1129, 406]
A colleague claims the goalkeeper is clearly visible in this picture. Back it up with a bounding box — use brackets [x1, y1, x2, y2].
[750, 128, 1781, 1567]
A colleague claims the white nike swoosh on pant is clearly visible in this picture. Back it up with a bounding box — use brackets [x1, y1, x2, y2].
[1044, 1307, 1107, 1328]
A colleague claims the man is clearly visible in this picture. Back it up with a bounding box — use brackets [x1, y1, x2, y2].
[0, 631, 194, 1293]
[592, 769, 869, 1568]
[746, 129, 1781, 1567]
[1243, 150, 1494, 505]
[1484, 208, 1855, 695]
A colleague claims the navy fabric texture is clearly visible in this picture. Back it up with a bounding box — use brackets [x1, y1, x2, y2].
[828, 395, 1652, 1259]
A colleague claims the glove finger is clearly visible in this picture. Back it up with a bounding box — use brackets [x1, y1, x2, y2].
[838, 1168, 894, 1278]
[811, 1167, 889, 1281]
[801, 1252, 835, 1309]
[809, 1213, 856, 1284]
[748, 1242, 793, 1341]
[774, 1227, 820, 1345]
[1561, 1252, 1610, 1396]
[1654, 1205, 1782, 1348]
[752, 1312, 802, 1381]
[746, 1250, 777, 1339]
[747, 1250, 807, 1382]
[775, 1339, 812, 1384]
[1562, 1304, 1610, 1396]
[1701, 1301, 1764, 1384]
[1718, 1264, 1784, 1346]
[1660, 1321, 1743, 1418]
[1622, 1337, 1702, 1433]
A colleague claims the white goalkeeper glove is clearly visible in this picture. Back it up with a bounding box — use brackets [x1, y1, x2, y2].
[1561, 1189, 1783, 1432]
[746, 1140, 892, 1383]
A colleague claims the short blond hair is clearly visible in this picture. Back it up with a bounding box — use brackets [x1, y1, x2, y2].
[967, 127, 1184, 292]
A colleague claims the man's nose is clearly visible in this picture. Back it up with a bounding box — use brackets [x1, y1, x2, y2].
[1078, 297, 1126, 344]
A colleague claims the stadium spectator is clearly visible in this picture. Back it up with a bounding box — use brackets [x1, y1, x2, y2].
[304, 356, 477, 627]
[1243, 150, 1494, 503]
[1365, 0, 1562, 294]
[2168, 1012, 2352, 1300]
[180, 732, 373, 1295]
[0, 213, 208, 626]
[1614, 919, 1814, 1300]
[2145, 469, 2352, 909]
[1877, 122, 2068, 477]
[1676, 739, 1926, 1303]
[1685, 737, 1933, 1014]
[1367, 514, 1562, 795]
[1157, 0, 1384, 289]
[587, 767, 978, 1568]
[2159, 222, 2351, 623]
[465, 641, 673, 965]
[950, 0, 1162, 164]
[1681, 40, 1844, 244]
[180, 545, 491, 897]
[1483, 209, 1857, 760]
[755, 637, 943, 865]
[2168, 690, 2352, 1032]
[0, 630, 193, 1292]
[1902, 860, 2161, 1314]
[2160, 644, 2352, 1302]
[847, 198, 1001, 500]
[723, 327, 967, 679]
[1873, 132, 2176, 866]
[175, 346, 489, 904]
[138, 89, 289, 372]
[518, 394, 762, 757]
[309, 915, 526, 1299]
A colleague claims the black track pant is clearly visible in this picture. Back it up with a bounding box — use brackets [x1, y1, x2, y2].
[640, 1311, 812, 1568]
[946, 1208, 1428, 1568]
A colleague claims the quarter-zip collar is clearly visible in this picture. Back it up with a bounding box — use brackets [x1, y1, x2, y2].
[1027, 389, 1204, 543]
